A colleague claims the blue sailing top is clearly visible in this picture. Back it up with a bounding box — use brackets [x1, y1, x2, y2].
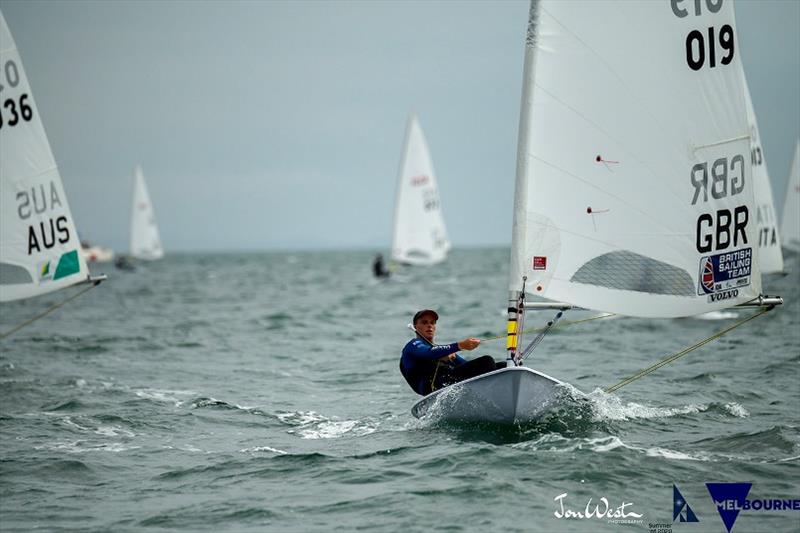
[400, 337, 466, 395]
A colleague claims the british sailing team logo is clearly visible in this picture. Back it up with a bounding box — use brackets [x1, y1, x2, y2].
[673, 485, 699, 523]
[697, 248, 752, 300]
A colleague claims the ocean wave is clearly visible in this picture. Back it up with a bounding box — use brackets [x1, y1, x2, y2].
[588, 389, 706, 421]
[238, 445, 288, 455]
[35, 440, 140, 454]
[513, 433, 712, 462]
[134, 388, 197, 407]
[277, 410, 378, 440]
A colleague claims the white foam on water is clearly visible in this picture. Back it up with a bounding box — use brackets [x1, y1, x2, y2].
[95, 425, 135, 438]
[134, 388, 197, 407]
[722, 402, 750, 418]
[643, 446, 708, 461]
[36, 440, 140, 454]
[277, 410, 327, 426]
[278, 410, 378, 439]
[518, 433, 712, 462]
[239, 446, 287, 455]
[61, 416, 91, 432]
[588, 389, 706, 421]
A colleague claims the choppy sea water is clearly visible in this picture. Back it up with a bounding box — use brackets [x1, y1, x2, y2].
[1, 248, 798, 532]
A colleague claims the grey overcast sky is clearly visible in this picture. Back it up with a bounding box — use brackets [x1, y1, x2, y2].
[2, 0, 798, 253]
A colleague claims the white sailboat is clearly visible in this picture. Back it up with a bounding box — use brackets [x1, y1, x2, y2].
[0, 10, 99, 303]
[745, 78, 783, 273]
[412, 0, 781, 425]
[129, 166, 163, 261]
[780, 140, 800, 254]
[391, 114, 450, 266]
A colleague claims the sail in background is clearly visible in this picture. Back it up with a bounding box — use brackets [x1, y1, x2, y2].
[781, 140, 800, 253]
[0, 10, 89, 302]
[744, 76, 783, 273]
[509, 0, 760, 318]
[391, 114, 450, 266]
[129, 166, 164, 260]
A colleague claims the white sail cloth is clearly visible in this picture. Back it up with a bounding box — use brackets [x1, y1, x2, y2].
[391, 114, 450, 266]
[743, 76, 783, 273]
[129, 166, 164, 260]
[781, 140, 800, 253]
[509, 0, 761, 318]
[0, 11, 89, 302]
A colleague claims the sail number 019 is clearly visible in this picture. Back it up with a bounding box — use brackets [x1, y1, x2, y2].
[670, 0, 735, 71]
[685, 25, 734, 71]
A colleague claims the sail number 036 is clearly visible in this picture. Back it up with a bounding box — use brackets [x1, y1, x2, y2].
[671, 0, 735, 71]
[0, 59, 34, 129]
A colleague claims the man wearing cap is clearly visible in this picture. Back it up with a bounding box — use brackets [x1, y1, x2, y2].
[399, 309, 498, 395]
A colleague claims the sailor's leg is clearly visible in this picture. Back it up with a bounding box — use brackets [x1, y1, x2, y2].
[452, 355, 497, 381]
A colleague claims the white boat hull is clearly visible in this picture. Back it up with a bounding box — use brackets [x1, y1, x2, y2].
[411, 366, 575, 425]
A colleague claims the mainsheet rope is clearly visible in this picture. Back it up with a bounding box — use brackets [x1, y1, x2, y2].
[0, 281, 102, 340]
[474, 306, 773, 394]
[604, 307, 774, 393]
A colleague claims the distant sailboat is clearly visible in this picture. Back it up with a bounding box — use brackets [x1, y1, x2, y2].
[780, 140, 800, 254]
[129, 166, 163, 260]
[80, 240, 115, 263]
[745, 77, 784, 273]
[411, 0, 781, 425]
[391, 114, 450, 266]
[0, 10, 101, 303]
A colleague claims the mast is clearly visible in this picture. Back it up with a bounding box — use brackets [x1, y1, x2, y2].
[507, 1, 542, 363]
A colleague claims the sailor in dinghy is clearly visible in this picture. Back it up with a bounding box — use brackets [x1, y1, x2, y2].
[399, 309, 497, 396]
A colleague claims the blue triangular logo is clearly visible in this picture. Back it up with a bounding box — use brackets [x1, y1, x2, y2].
[673, 485, 699, 522]
[706, 483, 752, 533]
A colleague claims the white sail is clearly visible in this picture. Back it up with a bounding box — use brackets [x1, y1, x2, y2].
[391, 114, 450, 266]
[0, 11, 89, 302]
[129, 166, 163, 260]
[509, 0, 760, 318]
[744, 76, 783, 273]
[780, 140, 800, 253]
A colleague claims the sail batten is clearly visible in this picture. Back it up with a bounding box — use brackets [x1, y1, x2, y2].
[509, 0, 762, 318]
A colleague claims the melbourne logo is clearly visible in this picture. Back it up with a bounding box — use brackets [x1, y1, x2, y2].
[673, 484, 699, 522]
[706, 483, 751, 532]
[706, 483, 800, 533]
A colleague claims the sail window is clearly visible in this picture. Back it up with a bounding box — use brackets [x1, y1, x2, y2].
[0, 263, 33, 285]
[571, 250, 694, 296]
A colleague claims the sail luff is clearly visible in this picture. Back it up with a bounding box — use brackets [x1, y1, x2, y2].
[509, 1, 542, 293]
[390, 114, 415, 263]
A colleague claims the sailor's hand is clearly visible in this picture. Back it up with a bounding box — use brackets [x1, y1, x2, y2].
[439, 353, 457, 362]
[457, 338, 481, 351]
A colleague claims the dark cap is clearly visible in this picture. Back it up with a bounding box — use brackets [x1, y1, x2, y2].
[413, 309, 439, 324]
